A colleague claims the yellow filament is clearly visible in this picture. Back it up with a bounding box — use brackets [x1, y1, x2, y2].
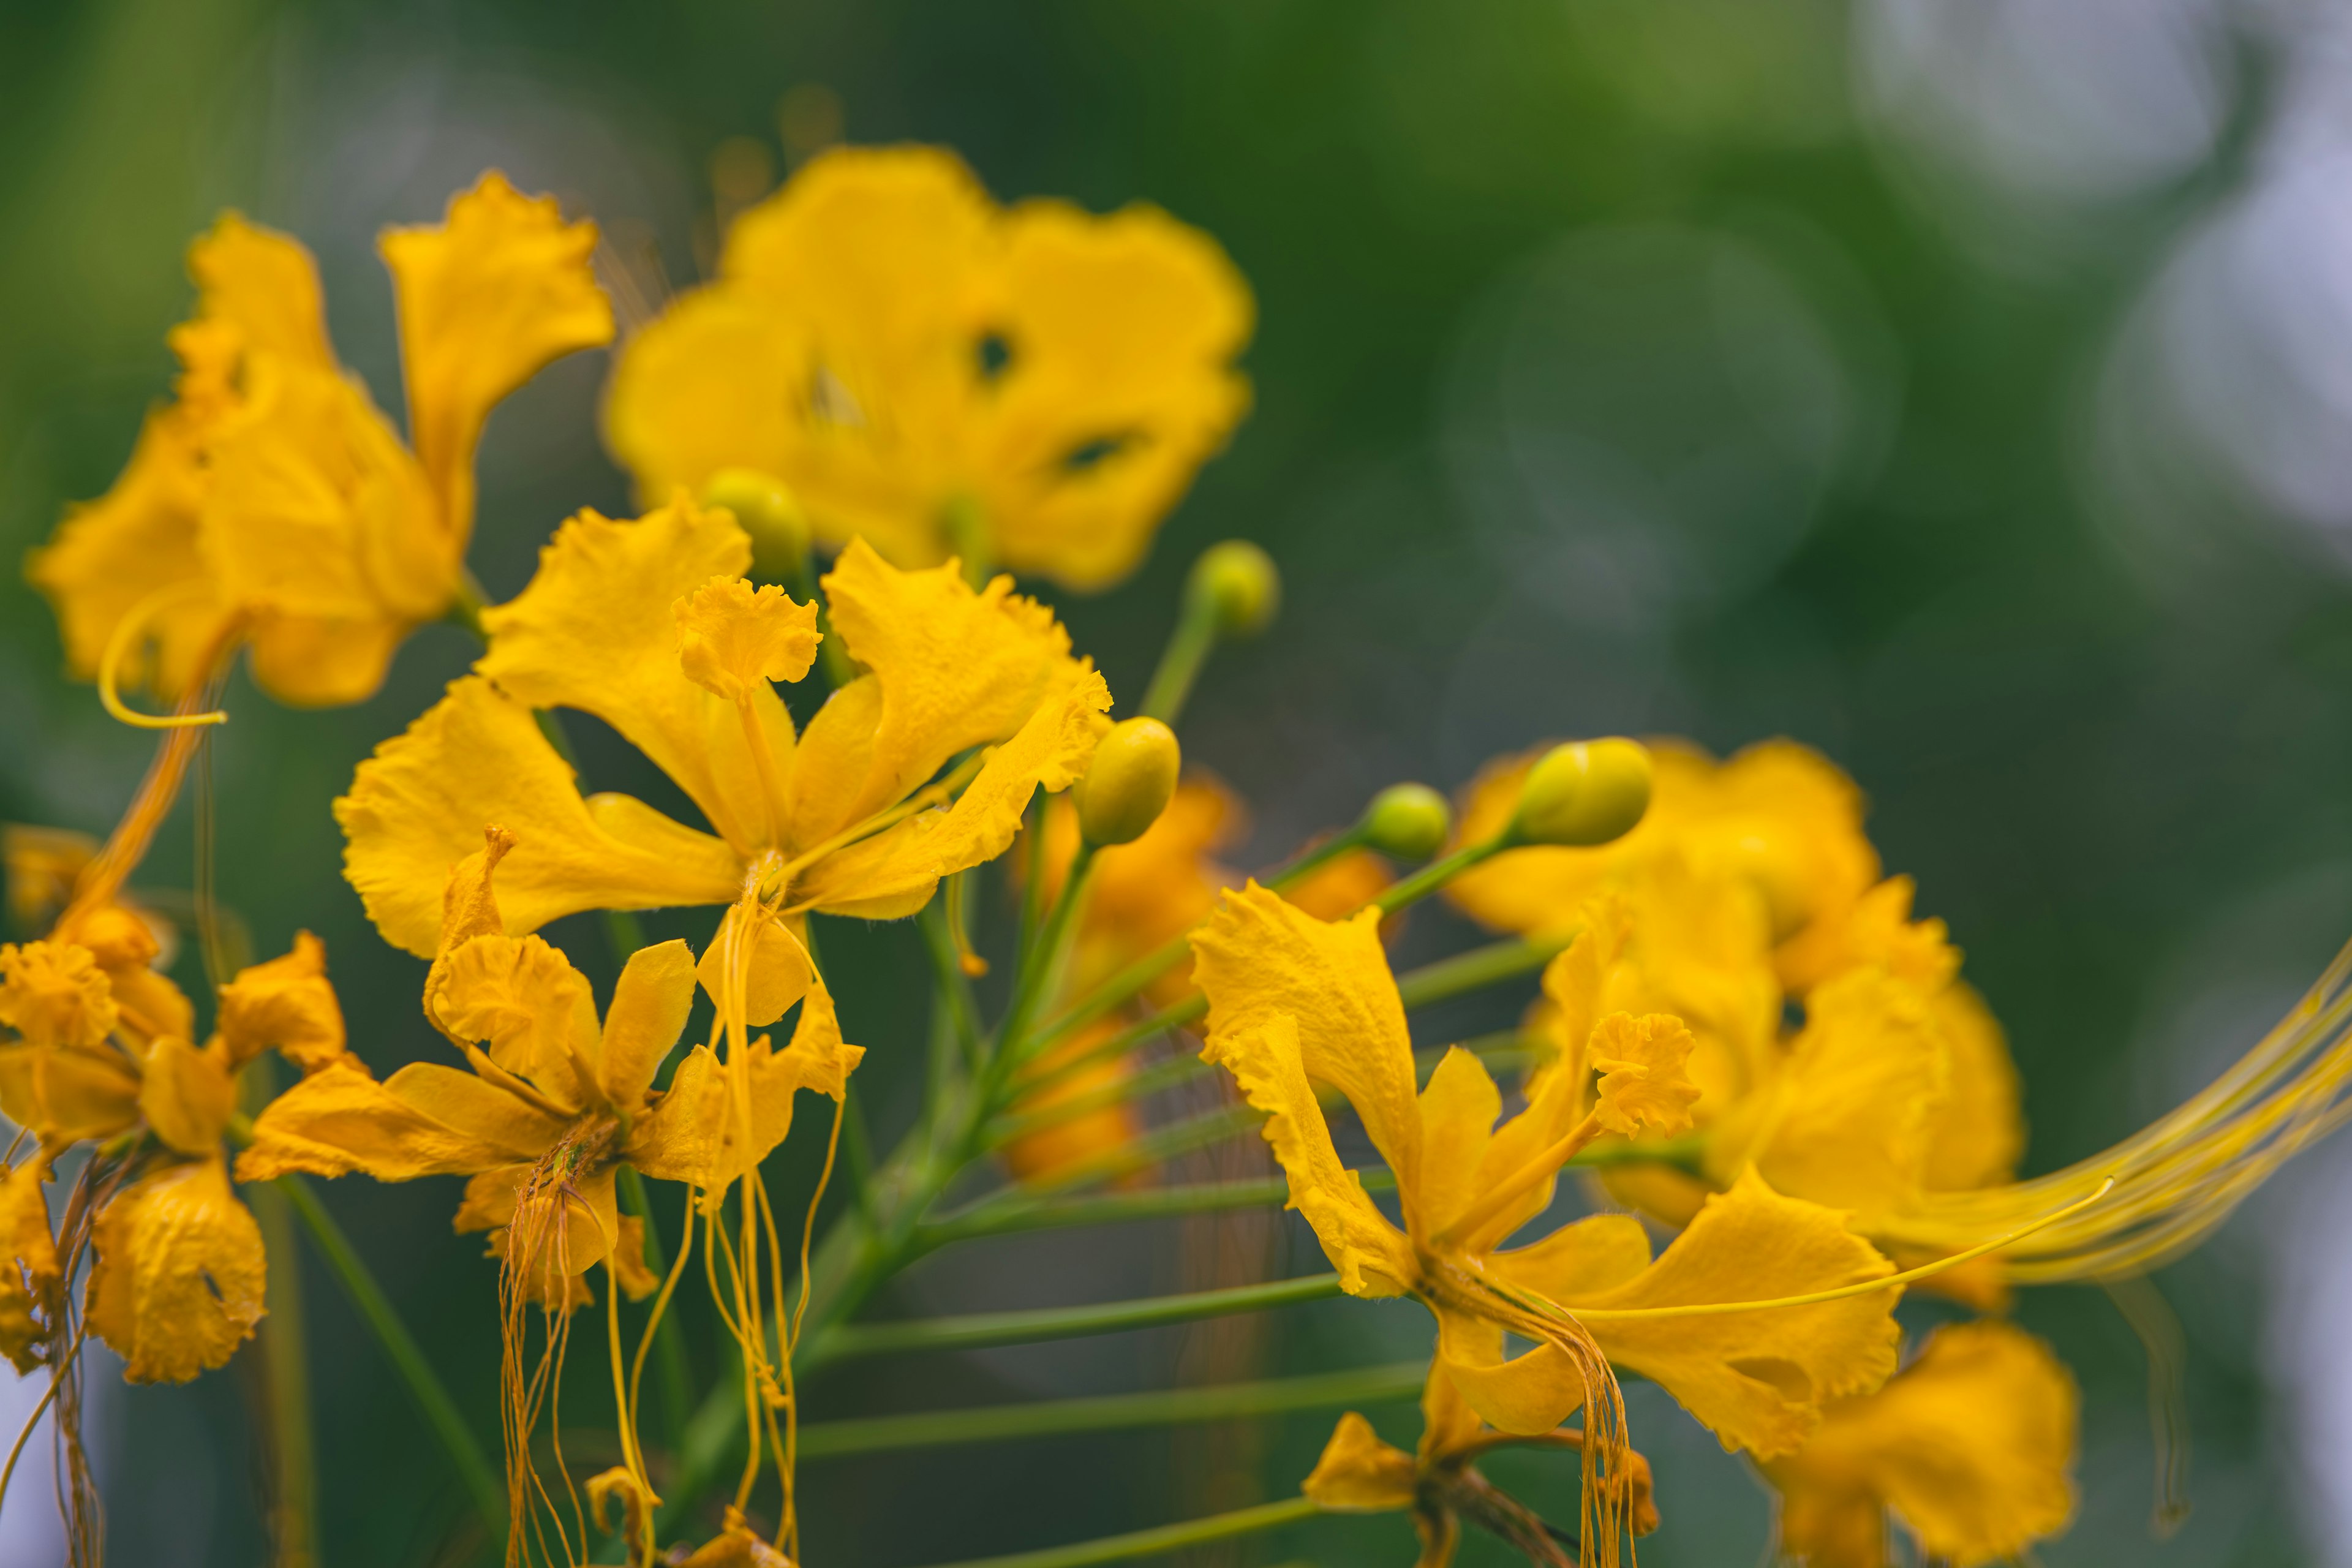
[96, 582, 230, 729]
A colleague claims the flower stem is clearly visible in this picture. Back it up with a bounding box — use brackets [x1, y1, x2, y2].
[813, 1273, 1343, 1362]
[273, 1174, 506, 1537]
[247, 1180, 318, 1568]
[1139, 586, 1224, 725]
[909, 1496, 1324, 1568]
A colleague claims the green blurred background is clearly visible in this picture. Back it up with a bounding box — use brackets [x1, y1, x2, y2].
[7, 0, 2352, 1564]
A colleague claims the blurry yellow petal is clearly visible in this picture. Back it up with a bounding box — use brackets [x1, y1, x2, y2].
[336, 675, 743, 957]
[1921, 982, 2024, 1193]
[1709, 971, 1946, 1218]
[243, 609, 413, 709]
[1800, 877, 1958, 994]
[2, 826, 96, 933]
[187, 213, 333, 370]
[786, 666, 1110, 919]
[477, 499, 788, 851]
[1001, 1025, 1145, 1187]
[1193, 884, 1423, 1190]
[1595, 1162, 1714, 1231]
[236, 1059, 529, 1181]
[674, 578, 821, 701]
[86, 1159, 264, 1383]
[215, 931, 347, 1072]
[791, 540, 1093, 842]
[1559, 1170, 1899, 1458]
[0, 941, 116, 1050]
[0, 1155, 59, 1288]
[600, 939, 698, 1109]
[431, 933, 597, 1104]
[1302, 1411, 1417, 1512]
[974, 198, 1253, 590]
[380, 172, 612, 541]
[139, 1036, 236, 1156]
[1415, 1359, 1487, 1468]
[1767, 1321, 2077, 1568]
[1589, 1013, 1701, 1138]
[1197, 1014, 1413, 1298]
[0, 1044, 141, 1145]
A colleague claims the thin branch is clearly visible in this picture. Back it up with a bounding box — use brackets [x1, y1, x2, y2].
[813, 1273, 1343, 1362]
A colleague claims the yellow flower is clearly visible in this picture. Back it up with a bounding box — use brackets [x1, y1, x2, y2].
[1303, 1366, 1659, 1568]
[1191, 883, 1901, 1551]
[1448, 740, 1880, 991]
[336, 496, 1109, 1018]
[27, 173, 612, 707]
[605, 144, 1254, 590]
[1763, 1320, 2077, 1567]
[239, 828, 859, 1297]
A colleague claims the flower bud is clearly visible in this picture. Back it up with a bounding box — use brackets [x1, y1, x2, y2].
[1512, 738, 1653, 847]
[1186, 541, 1280, 638]
[1075, 718, 1182, 846]
[703, 468, 810, 584]
[1360, 783, 1451, 861]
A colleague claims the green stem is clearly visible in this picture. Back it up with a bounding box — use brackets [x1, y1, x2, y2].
[274, 1175, 505, 1536]
[993, 841, 1096, 1084]
[910, 1496, 1324, 1568]
[1373, 832, 1512, 917]
[1139, 588, 1223, 725]
[617, 1166, 693, 1461]
[249, 1180, 318, 1568]
[815, 1273, 1342, 1362]
[796, 1362, 1427, 1459]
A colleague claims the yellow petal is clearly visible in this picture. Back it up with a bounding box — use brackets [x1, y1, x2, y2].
[600, 939, 698, 1109]
[1000, 1023, 1147, 1187]
[379, 172, 612, 543]
[1555, 1169, 1899, 1458]
[696, 908, 813, 1029]
[1766, 1321, 2077, 1568]
[336, 674, 744, 957]
[624, 1044, 726, 1185]
[1192, 884, 1423, 1194]
[383, 1062, 570, 1158]
[1196, 1014, 1413, 1298]
[244, 609, 413, 709]
[2, 826, 96, 934]
[1414, 1046, 1501, 1240]
[431, 933, 597, 1106]
[139, 1036, 236, 1156]
[187, 213, 334, 371]
[1798, 877, 1958, 995]
[0, 1044, 142, 1145]
[973, 198, 1253, 590]
[1708, 971, 1946, 1218]
[0, 1155, 59, 1288]
[1302, 1411, 1418, 1512]
[674, 577, 821, 702]
[1589, 1012, 1701, 1138]
[86, 1159, 264, 1383]
[215, 931, 347, 1072]
[1436, 1215, 1652, 1435]
[786, 666, 1110, 919]
[0, 941, 116, 1050]
[235, 1058, 530, 1182]
[790, 540, 1095, 843]
[1921, 982, 2024, 1193]
[611, 1214, 660, 1301]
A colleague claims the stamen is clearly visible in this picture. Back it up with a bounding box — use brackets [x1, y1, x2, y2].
[96, 581, 230, 730]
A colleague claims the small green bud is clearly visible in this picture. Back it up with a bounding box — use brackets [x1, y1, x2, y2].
[1076, 718, 1182, 846]
[1512, 738, 1653, 848]
[704, 467, 810, 584]
[1186, 541, 1280, 638]
[1360, 782, 1452, 861]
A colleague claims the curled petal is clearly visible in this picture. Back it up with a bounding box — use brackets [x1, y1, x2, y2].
[87, 1159, 265, 1383]
[215, 931, 346, 1072]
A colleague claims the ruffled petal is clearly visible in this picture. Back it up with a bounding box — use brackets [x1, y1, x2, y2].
[336, 675, 744, 957]
[187, 214, 334, 371]
[1589, 1013, 1701, 1138]
[430, 933, 597, 1107]
[86, 1159, 264, 1383]
[674, 577, 821, 702]
[215, 931, 347, 1072]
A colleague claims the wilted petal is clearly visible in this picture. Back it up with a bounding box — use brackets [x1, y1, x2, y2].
[86, 1159, 265, 1383]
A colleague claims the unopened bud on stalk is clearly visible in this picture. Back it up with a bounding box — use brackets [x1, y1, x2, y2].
[1076, 718, 1182, 846]
[1360, 783, 1451, 861]
[704, 468, 810, 584]
[1187, 541, 1280, 638]
[1512, 738, 1652, 847]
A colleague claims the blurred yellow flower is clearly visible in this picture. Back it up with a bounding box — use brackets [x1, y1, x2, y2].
[27, 173, 612, 707]
[337, 496, 1107, 1019]
[1763, 1319, 2077, 1567]
[605, 144, 1254, 590]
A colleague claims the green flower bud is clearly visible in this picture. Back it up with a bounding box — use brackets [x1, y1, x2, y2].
[1512, 738, 1653, 847]
[703, 467, 810, 584]
[1186, 541, 1280, 638]
[1076, 718, 1182, 846]
[1360, 782, 1452, 861]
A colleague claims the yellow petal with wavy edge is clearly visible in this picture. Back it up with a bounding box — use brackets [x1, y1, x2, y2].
[1303, 1411, 1418, 1512]
[600, 939, 698, 1109]
[236, 1059, 532, 1181]
[793, 540, 1091, 843]
[674, 578, 821, 702]
[380, 172, 612, 543]
[86, 1159, 264, 1383]
[0, 941, 117, 1050]
[215, 931, 347, 1072]
[974, 198, 1253, 590]
[1803, 877, 1958, 994]
[786, 666, 1110, 919]
[1197, 1014, 1412, 1297]
[477, 500, 788, 852]
[337, 676, 744, 957]
[1434, 1214, 1651, 1433]
[1766, 1321, 2077, 1568]
[431, 933, 596, 1107]
[1590, 1013, 1701, 1138]
[139, 1037, 236, 1155]
[1193, 884, 1423, 1193]
[1537, 1169, 1899, 1458]
[0, 1156, 58, 1287]
[1708, 971, 1946, 1217]
[187, 213, 334, 371]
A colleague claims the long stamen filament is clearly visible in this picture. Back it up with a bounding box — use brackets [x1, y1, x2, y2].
[95, 581, 231, 730]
